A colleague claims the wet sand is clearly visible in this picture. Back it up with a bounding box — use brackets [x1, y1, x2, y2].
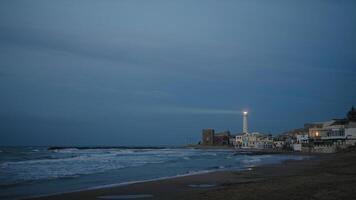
[30, 150, 356, 200]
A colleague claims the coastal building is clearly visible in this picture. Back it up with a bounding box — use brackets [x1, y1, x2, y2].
[292, 134, 309, 151]
[229, 136, 238, 146]
[310, 121, 345, 139]
[202, 111, 249, 147]
[214, 131, 231, 145]
[255, 134, 274, 149]
[308, 106, 356, 144]
[202, 129, 214, 145]
[305, 107, 356, 152]
[242, 132, 258, 148]
[201, 129, 231, 146]
[274, 133, 294, 150]
[273, 140, 285, 149]
[296, 134, 309, 144]
[280, 127, 309, 144]
[235, 132, 273, 149]
[345, 121, 356, 145]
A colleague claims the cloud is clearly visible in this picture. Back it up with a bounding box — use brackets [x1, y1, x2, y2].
[0, 26, 133, 63]
[0, 25, 223, 76]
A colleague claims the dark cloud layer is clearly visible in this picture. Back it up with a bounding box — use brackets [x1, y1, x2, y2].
[0, 0, 355, 146]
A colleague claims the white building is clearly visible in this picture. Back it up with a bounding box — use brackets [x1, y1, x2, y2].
[235, 132, 273, 149]
[345, 121, 356, 145]
[307, 107, 356, 149]
[274, 140, 285, 149]
[296, 134, 309, 144]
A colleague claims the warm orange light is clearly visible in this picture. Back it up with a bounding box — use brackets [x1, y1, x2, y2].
[316, 132, 319, 137]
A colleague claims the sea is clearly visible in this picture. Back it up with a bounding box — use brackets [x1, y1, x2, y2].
[0, 146, 307, 200]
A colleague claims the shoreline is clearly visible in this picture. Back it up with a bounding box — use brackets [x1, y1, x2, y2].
[28, 152, 322, 200]
[25, 166, 240, 200]
[30, 150, 356, 200]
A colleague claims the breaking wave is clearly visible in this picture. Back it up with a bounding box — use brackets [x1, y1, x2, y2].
[0, 148, 222, 184]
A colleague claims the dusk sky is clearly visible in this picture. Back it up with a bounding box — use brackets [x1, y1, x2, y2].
[0, 0, 355, 146]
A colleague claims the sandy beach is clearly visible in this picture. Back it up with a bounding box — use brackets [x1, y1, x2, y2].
[29, 149, 356, 200]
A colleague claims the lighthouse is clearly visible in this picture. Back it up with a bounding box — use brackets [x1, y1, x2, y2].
[243, 111, 248, 133]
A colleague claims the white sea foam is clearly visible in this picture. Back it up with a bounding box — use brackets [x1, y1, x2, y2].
[0, 148, 204, 182]
[52, 148, 79, 153]
[241, 157, 261, 164]
[1, 154, 165, 181]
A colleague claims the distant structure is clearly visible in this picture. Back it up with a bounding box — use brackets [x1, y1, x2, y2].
[236, 111, 283, 149]
[214, 131, 230, 145]
[308, 106, 356, 146]
[199, 106, 356, 153]
[201, 110, 272, 149]
[202, 129, 214, 145]
[243, 111, 248, 133]
[277, 106, 356, 153]
[201, 129, 230, 146]
[235, 132, 273, 149]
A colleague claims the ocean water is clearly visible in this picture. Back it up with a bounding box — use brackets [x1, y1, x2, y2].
[0, 147, 306, 200]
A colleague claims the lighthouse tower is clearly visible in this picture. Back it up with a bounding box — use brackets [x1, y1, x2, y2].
[243, 111, 248, 133]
